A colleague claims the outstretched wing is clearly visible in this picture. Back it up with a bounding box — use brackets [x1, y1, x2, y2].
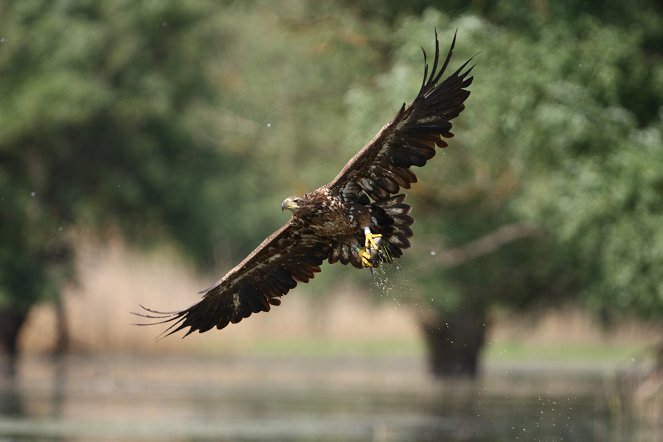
[328, 31, 473, 200]
[138, 221, 329, 338]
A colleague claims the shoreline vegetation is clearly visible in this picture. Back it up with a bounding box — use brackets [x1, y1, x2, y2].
[17, 240, 660, 367]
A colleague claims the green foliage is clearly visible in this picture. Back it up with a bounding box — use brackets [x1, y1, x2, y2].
[520, 117, 663, 318]
[497, 16, 663, 318]
[0, 0, 228, 308]
[1, 0, 661, 328]
[0, 0, 386, 312]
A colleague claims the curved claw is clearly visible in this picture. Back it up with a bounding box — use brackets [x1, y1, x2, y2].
[360, 248, 373, 267]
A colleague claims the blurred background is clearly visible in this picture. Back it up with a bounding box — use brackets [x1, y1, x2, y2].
[1, 0, 662, 440]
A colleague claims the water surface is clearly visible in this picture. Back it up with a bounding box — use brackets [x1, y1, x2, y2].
[0, 354, 656, 441]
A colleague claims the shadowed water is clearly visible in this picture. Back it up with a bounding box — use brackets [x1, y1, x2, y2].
[0, 354, 657, 441]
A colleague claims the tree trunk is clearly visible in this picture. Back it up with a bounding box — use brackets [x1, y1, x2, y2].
[420, 310, 488, 378]
[0, 308, 28, 356]
[53, 296, 69, 354]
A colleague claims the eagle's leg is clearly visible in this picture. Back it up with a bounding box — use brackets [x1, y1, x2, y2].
[360, 226, 383, 268]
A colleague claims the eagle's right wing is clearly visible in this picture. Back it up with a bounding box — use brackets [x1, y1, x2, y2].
[324, 31, 473, 264]
[328, 31, 473, 201]
[137, 220, 329, 338]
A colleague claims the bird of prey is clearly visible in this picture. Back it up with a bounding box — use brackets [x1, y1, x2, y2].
[139, 31, 473, 338]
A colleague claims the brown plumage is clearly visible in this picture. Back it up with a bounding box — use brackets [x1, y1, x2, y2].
[137, 31, 474, 338]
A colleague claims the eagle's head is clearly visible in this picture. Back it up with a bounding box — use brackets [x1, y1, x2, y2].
[281, 194, 318, 217]
[281, 196, 303, 214]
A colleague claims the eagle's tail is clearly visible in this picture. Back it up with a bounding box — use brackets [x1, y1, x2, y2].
[371, 194, 414, 260]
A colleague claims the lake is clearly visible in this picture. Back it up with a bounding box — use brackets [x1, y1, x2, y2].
[0, 354, 658, 441]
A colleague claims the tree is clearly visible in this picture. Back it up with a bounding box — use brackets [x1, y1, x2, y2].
[0, 0, 387, 355]
[0, 0, 232, 354]
[3, 0, 661, 383]
[343, 8, 663, 376]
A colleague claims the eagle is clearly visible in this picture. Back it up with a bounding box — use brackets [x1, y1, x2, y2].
[139, 31, 473, 338]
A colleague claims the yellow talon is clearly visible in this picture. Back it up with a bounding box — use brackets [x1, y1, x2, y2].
[360, 227, 383, 268]
[363, 227, 382, 250]
[360, 248, 373, 267]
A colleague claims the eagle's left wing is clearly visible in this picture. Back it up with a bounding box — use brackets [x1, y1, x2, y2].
[327, 31, 473, 200]
[137, 220, 329, 338]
